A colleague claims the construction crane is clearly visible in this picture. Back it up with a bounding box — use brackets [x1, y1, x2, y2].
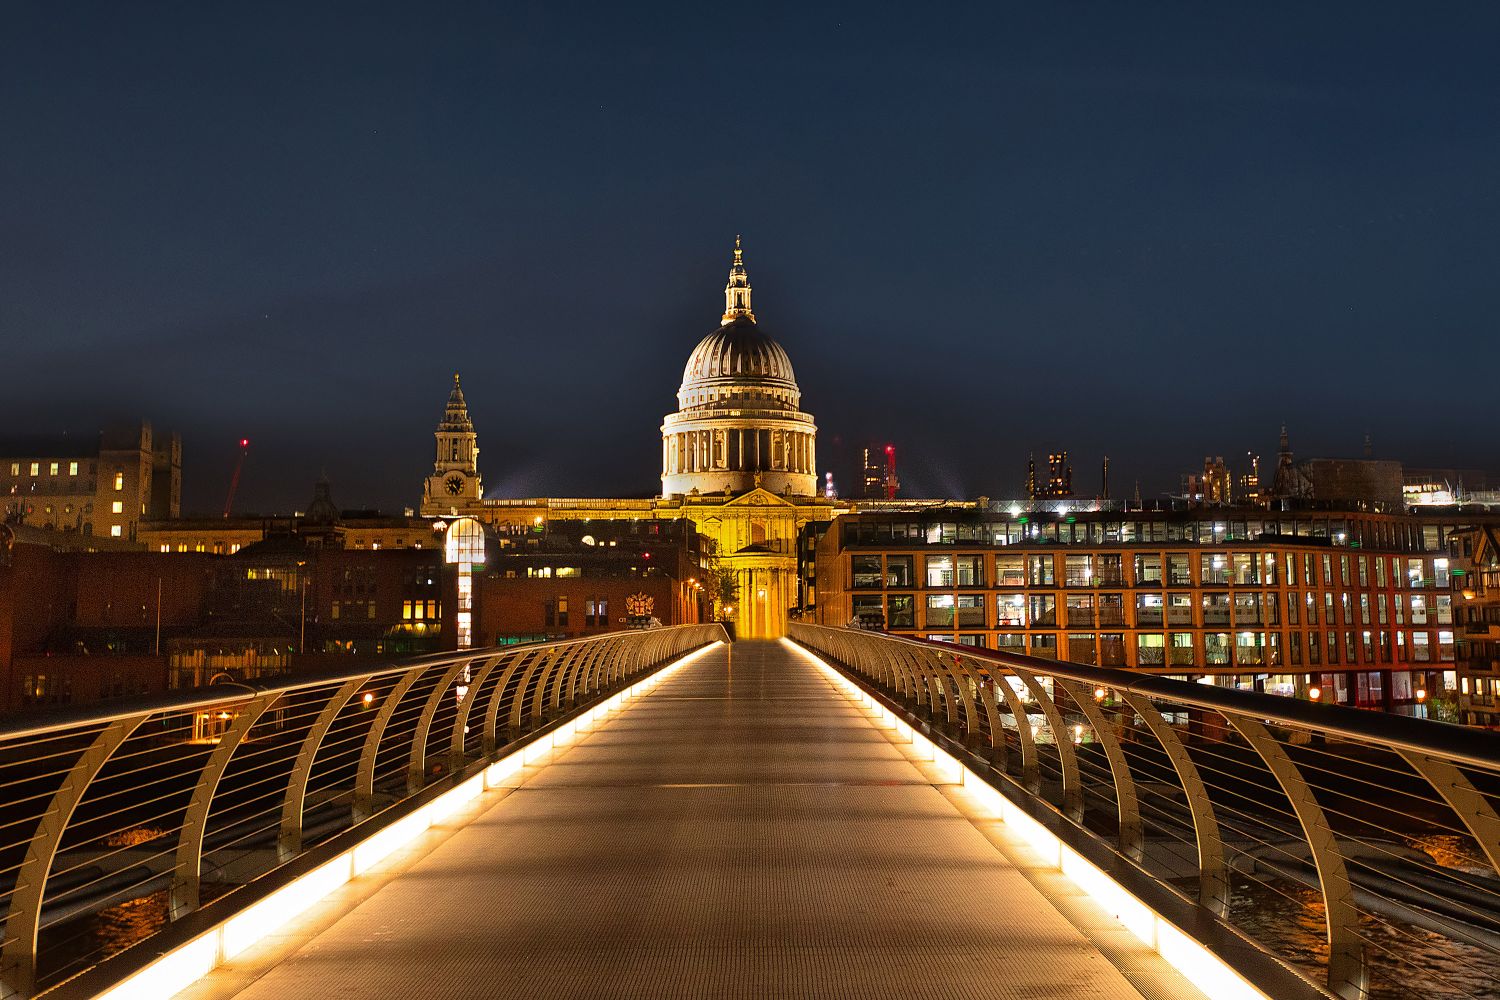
[223, 438, 249, 518]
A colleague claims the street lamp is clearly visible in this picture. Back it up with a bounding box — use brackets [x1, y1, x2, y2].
[296, 559, 308, 655]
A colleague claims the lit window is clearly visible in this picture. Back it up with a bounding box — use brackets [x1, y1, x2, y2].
[69, 462, 78, 476]
[111, 501, 123, 514]
[49, 462, 58, 475]
[110, 525, 122, 537]
[230, 543, 240, 554]
[443, 517, 486, 564]
[178, 544, 187, 552]
[8, 463, 16, 475]
[160, 545, 170, 553]
[30, 463, 39, 476]
[114, 472, 124, 491]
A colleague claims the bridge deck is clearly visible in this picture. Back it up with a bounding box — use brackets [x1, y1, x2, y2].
[205, 640, 1166, 999]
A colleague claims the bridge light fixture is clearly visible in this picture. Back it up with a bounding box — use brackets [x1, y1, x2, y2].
[1308, 686, 1322, 701]
[1416, 688, 1427, 702]
[1093, 687, 1107, 701]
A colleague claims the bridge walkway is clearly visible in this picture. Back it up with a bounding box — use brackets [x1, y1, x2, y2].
[189, 640, 1192, 1000]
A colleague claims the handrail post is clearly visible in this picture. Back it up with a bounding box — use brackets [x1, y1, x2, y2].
[1013, 668, 1082, 822]
[172, 694, 279, 919]
[354, 664, 428, 822]
[1, 716, 146, 1000]
[1056, 680, 1142, 860]
[1119, 692, 1228, 915]
[280, 678, 366, 861]
[406, 658, 475, 795]
[451, 655, 504, 773]
[1226, 713, 1367, 1000]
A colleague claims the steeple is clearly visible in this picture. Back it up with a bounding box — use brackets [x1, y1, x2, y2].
[429, 373, 480, 485]
[442, 373, 474, 431]
[1272, 424, 1296, 498]
[722, 235, 754, 324]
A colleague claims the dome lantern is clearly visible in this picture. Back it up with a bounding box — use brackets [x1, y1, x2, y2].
[722, 234, 754, 323]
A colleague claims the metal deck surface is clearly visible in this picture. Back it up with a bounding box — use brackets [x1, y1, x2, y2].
[219, 640, 1149, 999]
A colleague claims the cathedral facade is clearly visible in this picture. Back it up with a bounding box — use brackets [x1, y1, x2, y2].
[418, 240, 833, 639]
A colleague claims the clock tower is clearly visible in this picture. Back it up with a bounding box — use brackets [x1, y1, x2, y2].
[421, 373, 483, 514]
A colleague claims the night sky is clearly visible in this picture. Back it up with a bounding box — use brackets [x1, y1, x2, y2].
[4, 3, 1498, 514]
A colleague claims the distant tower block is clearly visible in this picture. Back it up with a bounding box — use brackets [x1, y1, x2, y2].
[860, 444, 899, 500]
[1045, 451, 1074, 499]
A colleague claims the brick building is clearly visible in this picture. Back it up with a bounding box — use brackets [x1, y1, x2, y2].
[0, 520, 456, 714]
[813, 503, 1496, 715]
[471, 519, 709, 645]
[1448, 525, 1500, 725]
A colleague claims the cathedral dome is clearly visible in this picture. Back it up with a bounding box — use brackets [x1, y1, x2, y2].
[660, 238, 817, 499]
[677, 316, 799, 411]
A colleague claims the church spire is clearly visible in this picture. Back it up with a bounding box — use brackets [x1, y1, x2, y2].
[444, 373, 473, 430]
[722, 235, 754, 324]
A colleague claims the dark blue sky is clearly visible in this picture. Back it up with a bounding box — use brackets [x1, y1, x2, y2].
[4, 3, 1497, 513]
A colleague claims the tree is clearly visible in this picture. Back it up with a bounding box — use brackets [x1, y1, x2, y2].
[699, 545, 739, 620]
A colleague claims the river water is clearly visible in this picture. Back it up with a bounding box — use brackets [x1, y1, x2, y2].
[1230, 833, 1500, 1000]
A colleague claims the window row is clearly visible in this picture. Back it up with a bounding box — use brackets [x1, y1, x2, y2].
[854, 591, 1453, 629]
[8, 461, 86, 477]
[909, 629, 1457, 668]
[844, 516, 1453, 554]
[850, 552, 1452, 589]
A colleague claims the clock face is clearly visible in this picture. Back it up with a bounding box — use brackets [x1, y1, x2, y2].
[445, 474, 465, 496]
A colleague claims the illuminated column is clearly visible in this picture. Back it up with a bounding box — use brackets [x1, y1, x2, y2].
[444, 518, 486, 650]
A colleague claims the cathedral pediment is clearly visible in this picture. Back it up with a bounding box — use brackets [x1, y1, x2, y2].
[722, 487, 796, 509]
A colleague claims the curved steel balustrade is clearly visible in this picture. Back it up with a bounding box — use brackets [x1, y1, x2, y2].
[790, 623, 1500, 1000]
[0, 625, 725, 999]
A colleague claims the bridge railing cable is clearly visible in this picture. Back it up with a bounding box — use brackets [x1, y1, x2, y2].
[789, 623, 1500, 1000]
[0, 624, 725, 1000]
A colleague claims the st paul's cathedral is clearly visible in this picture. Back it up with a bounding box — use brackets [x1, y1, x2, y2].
[418, 240, 834, 639]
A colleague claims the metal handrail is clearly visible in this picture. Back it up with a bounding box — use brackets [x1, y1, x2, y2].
[791, 623, 1500, 1000]
[0, 624, 725, 1000]
[830, 629, 1500, 771]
